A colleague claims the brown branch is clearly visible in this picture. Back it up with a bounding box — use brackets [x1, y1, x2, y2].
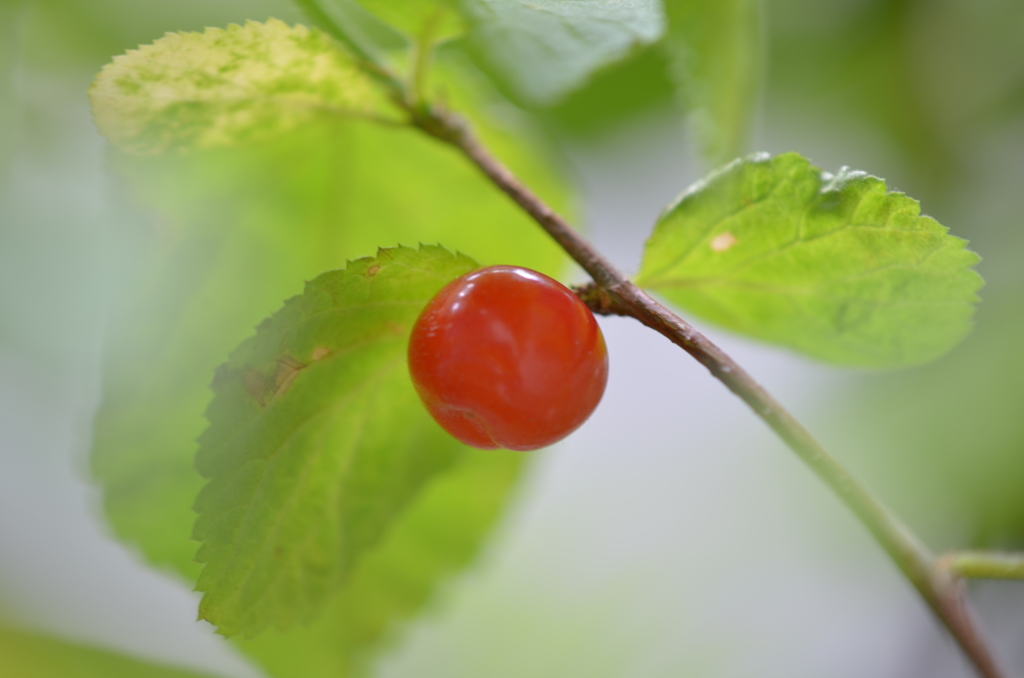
[412, 107, 1009, 678]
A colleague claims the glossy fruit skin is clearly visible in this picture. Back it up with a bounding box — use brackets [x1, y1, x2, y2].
[408, 265, 608, 451]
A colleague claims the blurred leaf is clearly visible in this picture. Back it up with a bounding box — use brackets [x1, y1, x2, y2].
[0, 0, 26, 176]
[0, 623, 216, 678]
[841, 288, 1024, 548]
[664, 0, 761, 165]
[462, 0, 665, 105]
[193, 246, 476, 637]
[544, 45, 676, 137]
[90, 57, 569, 597]
[291, 0, 408, 63]
[766, 0, 957, 196]
[235, 447, 526, 677]
[296, 0, 667, 113]
[909, 0, 1024, 131]
[636, 152, 982, 367]
[89, 19, 394, 155]
[355, 0, 465, 41]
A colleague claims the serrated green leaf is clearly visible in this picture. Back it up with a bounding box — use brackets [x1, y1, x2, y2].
[636, 152, 983, 367]
[192, 245, 477, 637]
[463, 0, 666, 104]
[89, 19, 394, 155]
[90, 62, 570, 581]
[234, 447, 525, 677]
[0, 623, 217, 678]
[356, 0, 465, 41]
[664, 0, 762, 165]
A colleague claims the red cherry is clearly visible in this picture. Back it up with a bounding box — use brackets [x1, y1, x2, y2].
[408, 265, 609, 451]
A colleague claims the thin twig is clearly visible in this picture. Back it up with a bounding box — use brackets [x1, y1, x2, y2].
[942, 552, 1024, 581]
[408, 9, 445, 111]
[411, 106, 1009, 678]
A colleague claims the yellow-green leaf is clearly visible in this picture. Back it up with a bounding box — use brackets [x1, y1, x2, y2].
[89, 19, 393, 155]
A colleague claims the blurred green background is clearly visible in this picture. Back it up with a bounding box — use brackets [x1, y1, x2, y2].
[1, 0, 1023, 676]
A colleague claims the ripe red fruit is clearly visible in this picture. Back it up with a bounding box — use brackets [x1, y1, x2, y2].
[408, 265, 609, 451]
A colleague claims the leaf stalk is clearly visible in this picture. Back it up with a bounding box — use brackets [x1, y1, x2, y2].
[408, 9, 445, 111]
[942, 552, 1024, 581]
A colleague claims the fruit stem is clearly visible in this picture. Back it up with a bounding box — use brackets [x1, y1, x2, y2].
[411, 106, 1009, 678]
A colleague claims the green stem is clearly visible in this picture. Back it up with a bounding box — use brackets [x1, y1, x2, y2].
[944, 552, 1024, 580]
[408, 9, 444, 110]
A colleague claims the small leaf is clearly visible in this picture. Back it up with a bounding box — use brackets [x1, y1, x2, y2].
[234, 448, 526, 677]
[463, 0, 666, 104]
[0, 623, 217, 678]
[636, 152, 983, 367]
[89, 19, 394, 155]
[663, 0, 762, 165]
[192, 245, 479, 637]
